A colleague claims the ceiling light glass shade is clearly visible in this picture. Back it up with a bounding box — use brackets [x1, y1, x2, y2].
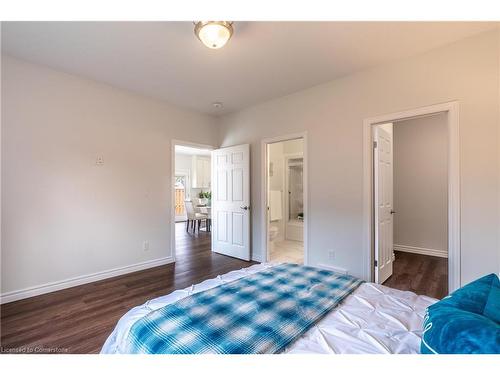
[194, 21, 233, 49]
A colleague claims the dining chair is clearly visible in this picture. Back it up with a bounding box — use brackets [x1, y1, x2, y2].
[184, 200, 208, 233]
[198, 206, 212, 232]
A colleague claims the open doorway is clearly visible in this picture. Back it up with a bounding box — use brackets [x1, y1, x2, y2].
[262, 135, 307, 264]
[373, 115, 448, 298]
[172, 142, 213, 260]
[364, 102, 460, 298]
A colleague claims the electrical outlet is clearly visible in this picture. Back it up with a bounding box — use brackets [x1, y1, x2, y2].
[328, 250, 335, 261]
[96, 155, 104, 166]
[143, 240, 149, 252]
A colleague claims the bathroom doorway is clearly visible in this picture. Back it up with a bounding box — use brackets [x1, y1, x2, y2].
[262, 134, 307, 264]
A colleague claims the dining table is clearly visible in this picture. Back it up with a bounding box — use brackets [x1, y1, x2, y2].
[196, 205, 211, 232]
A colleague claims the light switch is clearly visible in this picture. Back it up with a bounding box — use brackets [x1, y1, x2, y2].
[96, 156, 104, 166]
[328, 250, 335, 260]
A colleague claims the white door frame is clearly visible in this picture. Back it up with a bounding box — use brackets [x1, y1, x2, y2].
[261, 132, 308, 264]
[171, 139, 214, 262]
[363, 101, 461, 292]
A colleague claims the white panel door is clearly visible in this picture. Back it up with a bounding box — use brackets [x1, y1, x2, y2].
[211, 144, 250, 261]
[374, 125, 394, 284]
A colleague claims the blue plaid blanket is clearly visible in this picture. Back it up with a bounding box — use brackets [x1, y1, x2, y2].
[125, 263, 363, 354]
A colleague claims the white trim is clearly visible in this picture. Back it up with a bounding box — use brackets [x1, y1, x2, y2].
[171, 139, 215, 262]
[260, 132, 308, 265]
[316, 263, 349, 275]
[363, 101, 461, 292]
[394, 244, 448, 258]
[0, 256, 174, 304]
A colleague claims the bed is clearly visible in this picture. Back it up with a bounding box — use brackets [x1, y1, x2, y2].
[101, 263, 436, 354]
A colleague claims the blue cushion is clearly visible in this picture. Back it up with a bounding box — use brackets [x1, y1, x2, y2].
[421, 274, 500, 354]
[484, 285, 500, 324]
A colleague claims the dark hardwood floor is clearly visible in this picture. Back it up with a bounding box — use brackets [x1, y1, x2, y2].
[383, 251, 448, 299]
[1, 229, 448, 354]
[0, 222, 256, 354]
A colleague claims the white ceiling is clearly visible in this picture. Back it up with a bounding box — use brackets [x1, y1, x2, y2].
[2, 22, 498, 115]
[175, 145, 211, 156]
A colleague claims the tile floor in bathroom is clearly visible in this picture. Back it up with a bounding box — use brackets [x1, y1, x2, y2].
[269, 239, 304, 264]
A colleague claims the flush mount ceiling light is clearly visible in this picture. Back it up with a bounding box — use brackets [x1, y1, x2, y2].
[194, 21, 233, 49]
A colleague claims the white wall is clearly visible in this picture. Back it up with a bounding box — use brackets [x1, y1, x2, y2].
[378, 122, 393, 135]
[174, 153, 211, 201]
[219, 30, 500, 285]
[2, 29, 500, 300]
[175, 154, 193, 172]
[1, 56, 218, 298]
[393, 113, 448, 255]
[283, 139, 304, 155]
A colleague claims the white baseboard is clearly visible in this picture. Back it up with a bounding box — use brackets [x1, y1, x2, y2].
[316, 263, 349, 275]
[393, 244, 448, 258]
[0, 256, 174, 304]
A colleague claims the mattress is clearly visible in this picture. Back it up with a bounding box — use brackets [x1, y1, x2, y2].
[101, 263, 437, 354]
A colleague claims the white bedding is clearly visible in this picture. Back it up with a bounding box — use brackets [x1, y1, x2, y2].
[101, 263, 437, 354]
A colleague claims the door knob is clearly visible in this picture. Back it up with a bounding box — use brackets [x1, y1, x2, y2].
[390, 210, 396, 214]
[240, 205, 250, 210]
